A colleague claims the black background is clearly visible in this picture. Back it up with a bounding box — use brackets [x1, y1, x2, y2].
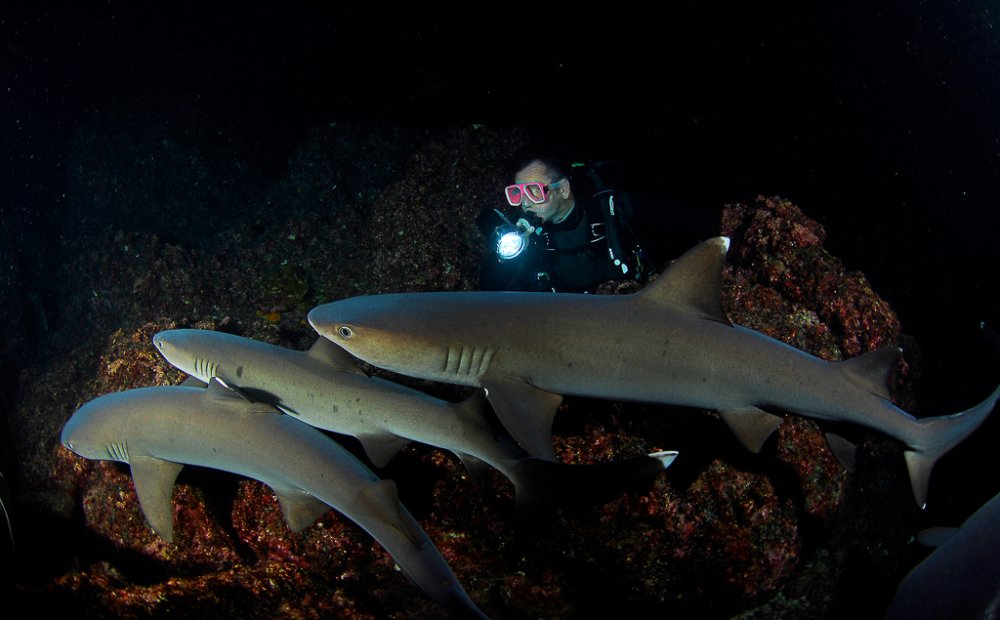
[2, 1, 999, 411]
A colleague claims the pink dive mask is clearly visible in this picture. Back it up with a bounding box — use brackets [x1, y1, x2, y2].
[504, 179, 563, 206]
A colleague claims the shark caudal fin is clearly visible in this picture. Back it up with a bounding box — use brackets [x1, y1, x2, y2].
[505, 451, 678, 529]
[905, 323, 1000, 508]
[905, 380, 1000, 508]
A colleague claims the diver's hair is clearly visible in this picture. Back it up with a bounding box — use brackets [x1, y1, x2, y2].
[510, 150, 573, 182]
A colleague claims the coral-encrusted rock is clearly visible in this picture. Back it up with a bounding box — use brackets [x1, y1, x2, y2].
[343, 125, 530, 294]
[722, 195, 903, 361]
[12, 123, 921, 620]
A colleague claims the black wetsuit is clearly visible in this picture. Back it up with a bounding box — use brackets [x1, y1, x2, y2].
[478, 192, 645, 293]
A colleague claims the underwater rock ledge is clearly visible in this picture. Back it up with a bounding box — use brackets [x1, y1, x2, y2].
[7, 126, 926, 619]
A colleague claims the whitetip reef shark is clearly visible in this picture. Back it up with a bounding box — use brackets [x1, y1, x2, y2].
[151, 329, 677, 514]
[308, 236, 1000, 508]
[60, 378, 489, 619]
[884, 489, 1000, 619]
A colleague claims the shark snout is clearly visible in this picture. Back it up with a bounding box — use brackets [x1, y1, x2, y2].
[60, 411, 87, 455]
[152, 331, 186, 364]
[152, 332, 168, 352]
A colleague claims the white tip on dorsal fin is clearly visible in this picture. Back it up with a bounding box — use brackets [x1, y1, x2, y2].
[638, 236, 731, 324]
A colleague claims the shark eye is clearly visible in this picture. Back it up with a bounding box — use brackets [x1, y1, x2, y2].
[337, 326, 354, 339]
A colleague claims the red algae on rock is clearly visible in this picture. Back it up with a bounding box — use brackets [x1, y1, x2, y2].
[722, 195, 902, 360]
[9, 122, 928, 619]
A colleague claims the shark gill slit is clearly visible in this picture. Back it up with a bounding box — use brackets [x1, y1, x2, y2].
[195, 358, 218, 379]
[444, 345, 495, 377]
[107, 440, 129, 462]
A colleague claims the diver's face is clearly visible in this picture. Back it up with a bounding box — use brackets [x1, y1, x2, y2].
[513, 160, 573, 224]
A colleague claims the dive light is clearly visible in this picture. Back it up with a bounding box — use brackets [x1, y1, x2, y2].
[489, 210, 539, 261]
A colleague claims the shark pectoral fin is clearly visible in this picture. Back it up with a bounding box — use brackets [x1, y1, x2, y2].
[273, 488, 331, 532]
[180, 376, 208, 388]
[455, 452, 490, 482]
[307, 336, 366, 375]
[719, 407, 783, 453]
[480, 376, 562, 462]
[358, 479, 425, 548]
[916, 526, 958, 548]
[823, 432, 858, 472]
[205, 377, 281, 416]
[129, 456, 184, 543]
[357, 433, 411, 468]
[205, 376, 252, 403]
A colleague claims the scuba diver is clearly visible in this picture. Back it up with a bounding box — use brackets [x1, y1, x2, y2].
[477, 155, 649, 293]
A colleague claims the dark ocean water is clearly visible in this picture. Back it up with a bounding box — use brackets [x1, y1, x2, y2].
[2, 0, 999, 533]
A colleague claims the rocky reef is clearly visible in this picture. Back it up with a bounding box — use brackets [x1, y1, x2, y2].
[3, 122, 940, 618]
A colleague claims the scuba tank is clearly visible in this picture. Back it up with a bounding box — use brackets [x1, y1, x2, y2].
[571, 161, 645, 280]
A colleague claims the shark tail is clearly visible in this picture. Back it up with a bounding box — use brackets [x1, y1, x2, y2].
[904, 380, 1000, 508]
[505, 451, 678, 528]
[905, 323, 1000, 508]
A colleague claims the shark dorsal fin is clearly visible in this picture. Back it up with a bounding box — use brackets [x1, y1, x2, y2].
[840, 346, 900, 400]
[638, 236, 731, 324]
